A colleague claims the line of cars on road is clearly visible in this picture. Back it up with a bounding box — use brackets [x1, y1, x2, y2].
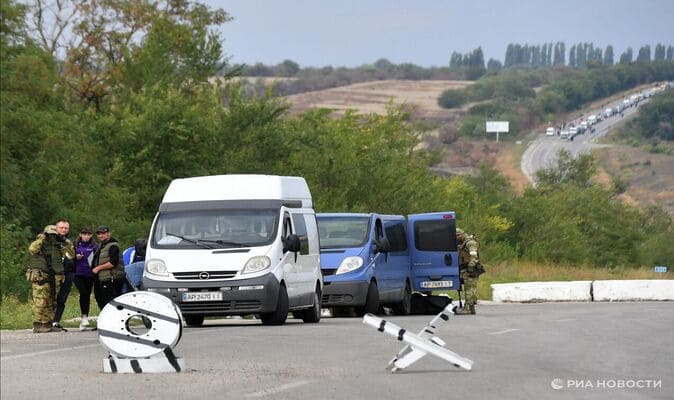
[545, 84, 664, 141]
[142, 174, 459, 326]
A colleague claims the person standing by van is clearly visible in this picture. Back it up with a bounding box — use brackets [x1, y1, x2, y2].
[52, 219, 75, 331]
[454, 228, 483, 315]
[91, 226, 125, 309]
[73, 227, 98, 330]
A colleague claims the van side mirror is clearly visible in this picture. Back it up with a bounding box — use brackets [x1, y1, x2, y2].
[283, 234, 301, 253]
[375, 238, 390, 253]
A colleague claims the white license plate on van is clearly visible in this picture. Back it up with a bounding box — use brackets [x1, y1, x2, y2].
[181, 292, 223, 302]
[420, 281, 453, 289]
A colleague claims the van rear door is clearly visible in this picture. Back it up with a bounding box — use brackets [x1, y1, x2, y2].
[407, 212, 459, 291]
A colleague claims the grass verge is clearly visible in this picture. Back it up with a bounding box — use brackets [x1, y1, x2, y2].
[1, 292, 100, 330]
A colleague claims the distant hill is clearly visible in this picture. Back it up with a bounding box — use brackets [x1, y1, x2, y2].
[282, 79, 674, 215]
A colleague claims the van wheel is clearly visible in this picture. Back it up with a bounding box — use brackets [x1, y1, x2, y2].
[261, 284, 288, 326]
[297, 286, 321, 323]
[392, 283, 412, 315]
[184, 315, 204, 326]
[355, 281, 379, 317]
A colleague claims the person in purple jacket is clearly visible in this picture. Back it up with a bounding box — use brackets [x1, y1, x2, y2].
[73, 227, 99, 331]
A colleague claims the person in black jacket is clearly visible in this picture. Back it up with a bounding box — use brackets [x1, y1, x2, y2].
[91, 225, 125, 309]
[52, 219, 75, 331]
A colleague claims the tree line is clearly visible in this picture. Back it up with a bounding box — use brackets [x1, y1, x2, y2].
[1, 0, 672, 301]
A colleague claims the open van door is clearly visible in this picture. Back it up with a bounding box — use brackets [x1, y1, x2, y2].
[407, 212, 459, 291]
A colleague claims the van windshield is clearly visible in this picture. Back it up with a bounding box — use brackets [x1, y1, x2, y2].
[317, 216, 370, 249]
[152, 209, 278, 249]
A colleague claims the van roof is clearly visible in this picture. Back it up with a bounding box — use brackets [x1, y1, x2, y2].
[317, 213, 405, 222]
[162, 174, 312, 207]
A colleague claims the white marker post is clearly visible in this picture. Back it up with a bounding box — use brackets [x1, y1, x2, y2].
[486, 121, 509, 143]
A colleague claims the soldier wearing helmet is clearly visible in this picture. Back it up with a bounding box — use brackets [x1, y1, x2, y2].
[26, 224, 72, 332]
[454, 228, 483, 315]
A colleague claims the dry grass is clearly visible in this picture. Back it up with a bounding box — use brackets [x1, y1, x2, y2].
[286, 79, 472, 118]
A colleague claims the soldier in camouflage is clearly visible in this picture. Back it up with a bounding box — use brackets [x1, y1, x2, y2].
[26, 225, 70, 333]
[454, 228, 483, 315]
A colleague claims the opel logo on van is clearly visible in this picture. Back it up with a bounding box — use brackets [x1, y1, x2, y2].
[198, 272, 210, 280]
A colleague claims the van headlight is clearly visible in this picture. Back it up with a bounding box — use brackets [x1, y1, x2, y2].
[242, 256, 271, 274]
[145, 259, 168, 277]
[336, 256, 363, 275]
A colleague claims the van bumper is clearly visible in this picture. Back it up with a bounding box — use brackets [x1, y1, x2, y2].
[321, 280, 369, 307]
[142, 273, 280, 316]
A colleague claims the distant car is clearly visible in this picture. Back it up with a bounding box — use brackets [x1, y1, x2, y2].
[560, 130, 570, 141]
[545, 127, 555, 136]
[604, 108, 613, 118]
[588, 115, 597, 125]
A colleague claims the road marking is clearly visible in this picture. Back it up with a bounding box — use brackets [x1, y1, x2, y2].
[0, 343, 99, 361]
[487, 328, 519, 335]
[244, 380, 312, 398]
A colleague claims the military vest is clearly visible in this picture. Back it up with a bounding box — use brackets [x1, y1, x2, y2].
[458, 235, 480, 268]
[96, 239, 125, 281]
[27, 236, 65, 273]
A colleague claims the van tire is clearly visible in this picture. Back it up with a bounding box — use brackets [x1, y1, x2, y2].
[184, 315, 204, 326]
[296, 286, 321, 323]
[392, 283, 412, 315]
[261, 284, 288, 326]
[355, 281, 379, 317]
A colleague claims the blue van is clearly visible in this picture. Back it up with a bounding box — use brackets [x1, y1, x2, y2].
[317, 212, 458, 316]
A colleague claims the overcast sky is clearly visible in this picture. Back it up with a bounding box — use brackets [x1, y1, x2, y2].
[205, 0, 674, 68]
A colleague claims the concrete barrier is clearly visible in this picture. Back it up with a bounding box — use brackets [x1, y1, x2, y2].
[592, 280, 674, 301]
[491, 281, 592, 302]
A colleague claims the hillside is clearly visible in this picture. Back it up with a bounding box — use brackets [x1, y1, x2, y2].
[285, 79, 472, 121]
[282, 79, 674, 215]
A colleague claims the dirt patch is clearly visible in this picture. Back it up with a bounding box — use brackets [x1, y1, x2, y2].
[285, 79, 472, 120]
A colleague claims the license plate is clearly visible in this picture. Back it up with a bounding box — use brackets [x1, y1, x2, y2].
[181, 292, 223, 302]
[420, 281, 453, 289]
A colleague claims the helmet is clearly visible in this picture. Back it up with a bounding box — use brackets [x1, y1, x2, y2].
[456, 228, 464, 236]
[43, 225, 58, 235]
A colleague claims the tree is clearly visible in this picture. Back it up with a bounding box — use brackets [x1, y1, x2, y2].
[569, 44, 577, 67]
[535, 149, 596, 188]
[654, 43, 666, 61]
[637, 45, 651, 62]
[604, 45, 614, 65]
[619, 47, 633, 64]
[25, 0, 231, 110]
[276, 59, 300, 77]
[487, 58, 503, 72]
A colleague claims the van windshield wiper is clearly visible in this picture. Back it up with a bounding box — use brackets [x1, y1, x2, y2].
[198, 238, 248, 248]
[165, 233, 214, 249]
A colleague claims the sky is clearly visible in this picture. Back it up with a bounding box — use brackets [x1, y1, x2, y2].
[203, 0, 674, 68]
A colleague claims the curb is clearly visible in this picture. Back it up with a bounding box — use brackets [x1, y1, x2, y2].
[491, 280, 674, 302]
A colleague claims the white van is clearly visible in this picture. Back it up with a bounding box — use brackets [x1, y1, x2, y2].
[143, 175, 323, 326]
[545, 127, 555, 136]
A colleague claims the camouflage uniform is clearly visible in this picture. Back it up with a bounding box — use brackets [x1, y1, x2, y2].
[455, 228, 482, 315]
[26, 225, 67, 333]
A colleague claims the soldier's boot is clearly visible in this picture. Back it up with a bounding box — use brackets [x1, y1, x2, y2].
[33, 322, 52, 333]
[468, 304, 476, 315]
[453, 306, 472, 315]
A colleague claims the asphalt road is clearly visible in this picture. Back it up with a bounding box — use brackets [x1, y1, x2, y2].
[520, 94, 649, 184]
[2, 302, 672, 400]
